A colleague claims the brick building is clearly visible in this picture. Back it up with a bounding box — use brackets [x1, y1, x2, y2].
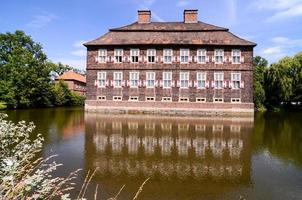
[84, 10, 256, 115]
[56, 70, 86, 96]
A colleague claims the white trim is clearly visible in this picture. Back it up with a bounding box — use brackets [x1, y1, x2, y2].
[97, 96, 106, 101]
[114, 49, 123, 63]
[197, 49, 206, 64]
[162, 97, 172, 102]
[97, 71, 107, 88]
[163, 49, 173, 64]
[163, 71, 172, 89]
[113, 71, 123, 88]
[231, 98, 241, 103]
[129, 72, 139, 88]
[146, 72, 156, 88]
[130, 48, 139, 63]
[180, 49, 190, 64]
[214, 72, 224, 89]
[231, 72, 241, 90]
[180, 72, 189, 89]
[196, 72, 206, 89]
[231, 49, 241, 64]
[113, 96, 122, 101]
[213, 98, 224, 103]
[214, 49, 224, 64]
[129, 96, 139, 101]
[147, 49, 156, 63]
[98, 49, 107, 63]
[146, 96, 155, 101]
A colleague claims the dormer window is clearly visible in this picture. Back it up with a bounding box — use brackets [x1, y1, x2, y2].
[214, 49, 224, 64]
[147, 49, 156, 63]
[98, 49, 107, 63]
[232, 49, 241, 64]
[180, 49, 189, 63]
[197, 49, 206, 63]
[163, 49, 173, 63]
[130, 49, 139, 63]
[114, 49, 123, 63]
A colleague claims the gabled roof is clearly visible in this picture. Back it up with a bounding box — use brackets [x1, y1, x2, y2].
[56, 71, 86, 83]
[84, 21, 256, 47]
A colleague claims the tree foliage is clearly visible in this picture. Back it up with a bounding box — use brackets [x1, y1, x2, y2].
[253, 56, 268, 109]
[0, 30, 85, 109]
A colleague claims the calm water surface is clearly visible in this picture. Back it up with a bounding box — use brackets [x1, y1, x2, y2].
[3, 108, 302, 200]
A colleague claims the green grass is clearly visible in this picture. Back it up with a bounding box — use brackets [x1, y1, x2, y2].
[0, 102, 7, 110]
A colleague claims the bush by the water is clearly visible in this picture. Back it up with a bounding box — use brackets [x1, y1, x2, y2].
[54, 81, 85, 106]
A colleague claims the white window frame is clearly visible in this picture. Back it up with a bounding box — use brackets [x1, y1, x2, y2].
[97, 71, 106, 88]
[231, 98, 241, 103]
[130, 49, 139, 63]
[147, 49, 156, 63]
[129, 72, 139, 88]
[231, 73, 241, 89]
[98, 49, 107, 63]
[179, 97, 189, 102]
[197, 72, 206, 89]
[97, 96, 106, 101]
[180, 49, 189, 64]
[214, 72, 224, 89]
[180, 72, 189, 88]
[114, 49, 123, 63]
[197, 49, 206, 64]
[163, 49, 173, 63]
[213, 98, 224, 103]
[129, 96, 139, 101]
[214, 49, 224, 64]
[232, 49, 241, 64]
[113, 72, 123, 88]
[162, 97, 172, 102]
[113, 96, 122, 101]
[163, 72, 172, 89]
[146, 96, 155, 101]
[146, 72, 155, 88]
[196, 98, 206, 103]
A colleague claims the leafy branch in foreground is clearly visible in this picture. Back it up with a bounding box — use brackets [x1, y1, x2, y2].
[0, 113, 150, 200]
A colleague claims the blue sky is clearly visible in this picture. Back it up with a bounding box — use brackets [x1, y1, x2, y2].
[1, 0, 302, 69]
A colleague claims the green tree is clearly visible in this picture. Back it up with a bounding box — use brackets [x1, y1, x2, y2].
[253, 56, 268, 109]
[0, 30, 54, 108]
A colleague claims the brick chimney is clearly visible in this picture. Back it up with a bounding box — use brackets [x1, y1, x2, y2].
[138, 10, 151, 24]
[184, 9, 198, 23]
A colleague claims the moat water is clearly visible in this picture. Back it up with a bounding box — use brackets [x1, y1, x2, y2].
[4, 108, 302, 200]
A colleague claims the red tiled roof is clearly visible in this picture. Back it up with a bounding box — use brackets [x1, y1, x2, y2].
[56, 71, 86, 83]
[84, 21, 256, 47]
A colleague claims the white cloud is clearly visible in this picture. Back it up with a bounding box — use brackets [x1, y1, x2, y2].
[266, 4, 302, 21]
[176, 1, 190, 7]
[261, 36, 302, 62]
[251, 0, 302, 22]
[71, 50, 86, 57]
[26, 12, 57, 28]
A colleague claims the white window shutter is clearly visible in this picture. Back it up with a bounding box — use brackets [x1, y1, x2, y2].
[155, 80, 158, 87]
[194, 81, 197, 87]
[240, 57, 245, 63]
[94, 80, 97, 86]
[121, 80, 125, 87]
[95, 57, 99, 63]
[138, 56, 142, 63]
[188, 56, 192, 63]
[206, 56, 209, 63]
[229, 81, 232, 89]
[211, 81, 215, 88]
[223, 81, 227, 88]
[143, 80, 146, 87]
[205, 80, 209, 88]
[177, 80, 180, 87]
[160, 80, 163, 87]
[212, 56, 215, 63]
[172, 80, 175, 87]
[223, 56, 227, 63]
[240, 81, 245, 88]
[106, 56, 109, 63]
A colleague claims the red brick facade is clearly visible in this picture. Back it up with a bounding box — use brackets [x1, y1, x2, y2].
[84, 10, 256, 115]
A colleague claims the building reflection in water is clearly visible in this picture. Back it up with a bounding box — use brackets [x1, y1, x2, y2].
[85, 114, 253, 199]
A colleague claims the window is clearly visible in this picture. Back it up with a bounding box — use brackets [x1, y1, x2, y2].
[196, 98, 206, 103]
[214, 72, 224, 89]
[98, 49, 107, 63]
[130, 49, 139, 63]
[163, 72, 172, 88]
[129, 96, 139, 101]
[213, 125, 223, 132]
[162, 97, 172, 102]
[130, 72, 139, 88]
[113, 96, 122, 101]
[97, 72, 106, 88]
[146, 72, 155, 88]
[213, 98, 223, 103]
[231, 73, 241, 89]
[147, 49, 156, 63]
[197, 49, 206, 63]
[214, 49, 224, 64]
[180, 72, 189, 88]
[232, 49, 241, 64]
[179, 97, 189, 102]
[97, 96, 106, 101]
[197, 72, 206, 88]
[163, 49, 173, 63]
[231, 98, 241, 103]
[113, 72, 123, 88]
[146, 97, 155, 101]
[114, 49, 123, 63]
[180, 49, 189, 63]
